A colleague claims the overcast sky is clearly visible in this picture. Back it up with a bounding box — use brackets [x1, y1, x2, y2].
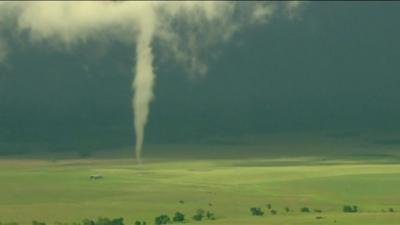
[0, 2, 399, 153]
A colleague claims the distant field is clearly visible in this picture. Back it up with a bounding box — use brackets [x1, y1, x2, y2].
[1, 134, 400, 225]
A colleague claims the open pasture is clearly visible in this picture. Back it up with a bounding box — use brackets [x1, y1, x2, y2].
[1, 143, 400, 225]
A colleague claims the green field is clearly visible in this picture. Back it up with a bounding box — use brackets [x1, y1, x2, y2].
[1, 133, 400, 225]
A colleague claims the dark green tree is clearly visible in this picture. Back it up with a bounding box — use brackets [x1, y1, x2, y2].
[154, 215, 170, 225]
[206, 211, 216, 220]
[301, 207, 310, 213]
[110, 218, 124, 225]
[173, 212, 185, 223]
[250, 207, 264, 216]
[134, 221, 146, 225]
[193, 209, 205, 221]
[343, 205, 358, 213]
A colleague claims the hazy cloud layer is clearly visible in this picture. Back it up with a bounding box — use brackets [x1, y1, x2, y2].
[0, 1, 302, 160]
[0, 37, 7, 64]
[0, 1, 302, 73]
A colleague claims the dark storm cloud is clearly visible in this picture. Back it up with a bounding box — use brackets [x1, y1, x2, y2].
[1, 2, 400, 153]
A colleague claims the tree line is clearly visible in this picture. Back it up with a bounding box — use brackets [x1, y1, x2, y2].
[0, 205, 396, 225]
[249, 203, 396, 220]
[0, 208, 215, 225]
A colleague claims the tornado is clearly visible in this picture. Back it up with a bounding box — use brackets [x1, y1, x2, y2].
[132, 8, 156, 163]
[3, 1, 296, 162]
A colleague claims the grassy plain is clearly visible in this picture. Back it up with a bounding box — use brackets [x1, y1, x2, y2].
[1, 132, 400, 225]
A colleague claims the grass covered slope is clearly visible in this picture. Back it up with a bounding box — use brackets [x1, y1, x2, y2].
[1, 132, 400, 225]
[1, 157, 400, 224]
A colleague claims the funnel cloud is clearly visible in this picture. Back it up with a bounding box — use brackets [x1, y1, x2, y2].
[133, 7, 156, 162]
[0, 2, 303, 161]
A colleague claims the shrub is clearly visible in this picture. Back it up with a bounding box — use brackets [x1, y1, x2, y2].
[301, 207, 310, 213]
[267, 204, 272, 209]
[250, 207, 264, 216]
[110, 218, 124, 225]
[192, 214, 202, 221]
[270, 210, 277, 215]
[155, 215, 171, 225]
[173, 212, 185, 223]
[314, 209, 322, 213]
[316, 216, 324, 220]
[134, 221, 146, 225]
[79, 217, 123, 225]
[343, 205, 358, 213]
[193, 209, 205, 221]
[389, 208, 395, 213]
[206, 211, 216, 220]
[343, 205, 352, 212]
